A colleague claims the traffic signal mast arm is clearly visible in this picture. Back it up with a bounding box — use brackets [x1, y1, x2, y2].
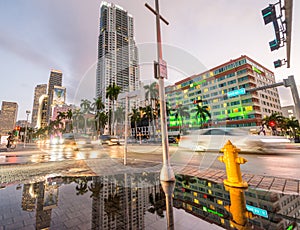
[246, 81, 284, 93]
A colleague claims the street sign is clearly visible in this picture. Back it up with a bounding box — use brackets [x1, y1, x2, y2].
[227, 88, 246, 98]
[246, 204, 268, 218]
[159, 59, 168, 79]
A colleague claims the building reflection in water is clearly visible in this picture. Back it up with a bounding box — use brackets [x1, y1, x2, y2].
[17, 173, 300, 229]
[19, 172, 165, 229]
[174, 174, 300, 230]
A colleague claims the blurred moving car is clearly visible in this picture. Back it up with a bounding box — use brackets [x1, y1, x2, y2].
[178, 128, 291, 153]
[57, 133, 99, 150]
[99, 135, 120, 145]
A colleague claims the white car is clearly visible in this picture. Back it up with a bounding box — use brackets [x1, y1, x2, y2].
[178, 128, 291, 153]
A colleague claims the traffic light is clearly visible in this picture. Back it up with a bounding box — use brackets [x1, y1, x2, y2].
[274, 59, 282, 68]
[269, 39, 280, 51]
[269, 120, 276, 127]
[193, 99, 203, 104]
[262, 5, 276, 25]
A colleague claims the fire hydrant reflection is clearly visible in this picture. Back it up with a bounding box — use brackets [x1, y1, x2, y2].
[225, 185, 252, 230]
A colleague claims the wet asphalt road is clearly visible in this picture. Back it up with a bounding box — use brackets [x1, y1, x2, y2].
[1, 143, 300, 180]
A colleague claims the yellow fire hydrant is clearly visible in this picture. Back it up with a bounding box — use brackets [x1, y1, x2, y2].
[218, 140, 248, 188]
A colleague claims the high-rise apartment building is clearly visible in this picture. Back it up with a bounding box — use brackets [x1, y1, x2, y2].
[36, 95, 49, 129]
[166, 55, 282, 130]
[0, 101, 18, 135]
[96, 1, 140, 111]
[31, 84, 47, 128]
[47, 70, 63, 122]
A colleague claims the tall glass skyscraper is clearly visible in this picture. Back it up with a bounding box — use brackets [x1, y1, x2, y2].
[47, 70, 63, 122]
[96, 1, 140, 111]
[31, 84, 47, 128]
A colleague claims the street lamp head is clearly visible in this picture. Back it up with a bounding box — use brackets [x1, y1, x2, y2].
[26, 110, 31, 115]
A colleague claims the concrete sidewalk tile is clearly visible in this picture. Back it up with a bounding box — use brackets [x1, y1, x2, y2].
[248, 175, 264, 187]
[284, 180, 299, 193]
[257, 177, 275, 190]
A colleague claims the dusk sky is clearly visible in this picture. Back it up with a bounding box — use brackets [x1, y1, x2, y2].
[0, 0, 299, 120]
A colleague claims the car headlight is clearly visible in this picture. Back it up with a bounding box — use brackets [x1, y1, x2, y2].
[51, 138, 58, 145]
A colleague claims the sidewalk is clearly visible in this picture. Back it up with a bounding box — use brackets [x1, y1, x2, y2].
[0, 143, 299, 194]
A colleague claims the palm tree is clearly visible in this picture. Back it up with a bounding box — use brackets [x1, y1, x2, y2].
[88, 176, 103, 229]
[144, 82, 159, 104]
[88, 177, 103, 198]
[144, 83, 159, 140]
[194, 104, 211, 128]
[49, 119, 63, 137]
[91, 97, 105, 136]
[130, 108, 142, 140]
[80, 99, 92, 133]
[280, 117, 299, 138]
[104, 192, 120, 229]
[95, 111, 108, 135]
[72, 108, 83, 133]
[65, 109, 73, 133]
[106, 83, 122, 135]
[66, 109, 73, 120]
[262, 112, 284, 135]
[75, 178, 88, 196]
[92, 97, 105, 113]
[141, 105, 155, 138]
[56, 111, 66, 132]
[57, 111, 66, 120]
[174, 104, 190, 133]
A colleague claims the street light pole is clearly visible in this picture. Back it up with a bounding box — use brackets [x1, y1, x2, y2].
[145, 0, 175, 182]
[24, 110, 31, 148]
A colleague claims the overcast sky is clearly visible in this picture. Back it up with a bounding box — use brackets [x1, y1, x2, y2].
[0, 0, 299, 120]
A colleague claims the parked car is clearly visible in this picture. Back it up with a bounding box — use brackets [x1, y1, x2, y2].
[99, 135, 120, 145]
[178, 128, 291, 153]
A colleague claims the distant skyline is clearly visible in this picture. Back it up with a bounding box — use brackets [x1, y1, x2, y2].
[0, 0, 299, 120]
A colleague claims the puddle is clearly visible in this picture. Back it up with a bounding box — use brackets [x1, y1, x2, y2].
[0, 173, 299, 229]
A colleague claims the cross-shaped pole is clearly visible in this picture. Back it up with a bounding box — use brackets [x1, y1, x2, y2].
[145, 0, 175, 183]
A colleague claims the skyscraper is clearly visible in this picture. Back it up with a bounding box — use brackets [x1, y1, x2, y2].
[31, 84, 47, 128]
[47, 70, 63, 122]
[96, 1, 140, 111]
[0, 101, 18, 135]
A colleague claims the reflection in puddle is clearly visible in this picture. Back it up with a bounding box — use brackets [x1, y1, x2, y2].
[174, 174, 300, 230]
[0, 173, 299, 229]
